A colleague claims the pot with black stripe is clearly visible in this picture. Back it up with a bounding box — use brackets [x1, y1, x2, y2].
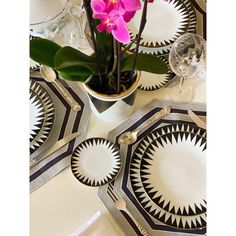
[83, 71, 141, 122]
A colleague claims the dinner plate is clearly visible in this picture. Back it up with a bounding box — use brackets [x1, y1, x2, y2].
[30, 80, 55, 154]
[71, 138, 121, 187]
[138, 57, 174, 91]
[130, 123, 207, 229]
[128, 0, 196, 55]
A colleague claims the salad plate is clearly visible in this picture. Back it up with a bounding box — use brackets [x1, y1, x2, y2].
[71, 138, 121, 187]
[130, 123, 207, 229]
[128, 0, 196, 55]
[30, 80, 55, 154]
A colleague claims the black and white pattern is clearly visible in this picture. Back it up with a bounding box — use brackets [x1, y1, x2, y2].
[30, 74, 90, 193]
[71, 138, 121, 187]
[130, 124, 206, 229]
[138, 57, 174, 91]
[98, 100, 207, 235]
[128, 0, 196, 56]
[30, 80, 55, 154]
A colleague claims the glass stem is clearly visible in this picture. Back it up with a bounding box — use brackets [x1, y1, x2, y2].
[178, 76, 185, 94]
[76, 15, 84, 39]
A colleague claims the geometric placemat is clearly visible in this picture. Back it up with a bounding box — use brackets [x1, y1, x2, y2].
[99, 99, 206, 235]
[30, 72, 90, 192]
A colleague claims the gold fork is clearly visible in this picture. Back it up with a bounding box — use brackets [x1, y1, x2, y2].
[107, 184, 149, 236]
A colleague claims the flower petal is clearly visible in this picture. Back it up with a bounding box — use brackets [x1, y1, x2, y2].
[121, 0, 141, 12]
[91, 0, 107, 18]
[123, 11, 135, 22]
[97, 22, 107, 32]
[112, 16, 130, 44]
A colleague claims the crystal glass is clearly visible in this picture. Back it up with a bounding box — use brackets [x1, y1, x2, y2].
[44, 0, 90, 50]
[168, 33, 206, 103]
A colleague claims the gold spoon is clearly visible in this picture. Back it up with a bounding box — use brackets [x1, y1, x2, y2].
[40, 65, 81, 112]
[118, 107, 171, 145]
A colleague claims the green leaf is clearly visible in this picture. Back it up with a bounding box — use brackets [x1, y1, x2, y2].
[121, 53, 168, 74]
[55, 61, 98, 75]
[54, 46, 95, 66]
[59, 72, 88, 82]
[57, 65, 92, 77]
[30, 38, 61, 68]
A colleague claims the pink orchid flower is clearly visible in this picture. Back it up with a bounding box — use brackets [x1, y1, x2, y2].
[91, 0, 141, 44]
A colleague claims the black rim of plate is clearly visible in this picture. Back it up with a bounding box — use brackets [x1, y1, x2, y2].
[128, 0, 196, 56]
[130, 123, 207, 229]
[29, 80, 55, 154]
[71, 138, 121, 187]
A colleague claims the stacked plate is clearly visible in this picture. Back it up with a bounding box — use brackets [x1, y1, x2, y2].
[130, 123, 206, 230]
[128, 0, 197, 56]
[129, 0, 197, 91]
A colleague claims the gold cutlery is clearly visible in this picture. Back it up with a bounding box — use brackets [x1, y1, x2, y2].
[30, 131, 80, 168]
[188, 109, 206, 130]
[118, 107, 171, 145]
[40, 65, 81, 112]
[107, 185, 149, 236]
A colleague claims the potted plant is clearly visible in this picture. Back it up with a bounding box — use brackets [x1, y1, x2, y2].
[30, 0, 169, 121]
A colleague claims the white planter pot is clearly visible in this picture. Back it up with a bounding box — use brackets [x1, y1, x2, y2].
[83, 72, 141, 122]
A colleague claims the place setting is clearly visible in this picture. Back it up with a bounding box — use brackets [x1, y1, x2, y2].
[29, 70, 91, 192]
[98, 100, 207, 235]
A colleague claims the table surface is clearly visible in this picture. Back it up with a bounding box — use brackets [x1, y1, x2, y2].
[30, 74, 206, 236]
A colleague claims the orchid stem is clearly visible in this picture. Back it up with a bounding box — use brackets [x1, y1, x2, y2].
[82, 0, 102, 83]
[117, 42, 121, 94]
[131, 0, 148, 81]
[108, 38, 118, 88]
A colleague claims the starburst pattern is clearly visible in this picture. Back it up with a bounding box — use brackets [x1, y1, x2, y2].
[128, 0, 196, 56]
[130, 123, 207, 229]
[30, 90, 44, 139]
[29, 80, 55, 154]
[71, 138, 121, 187]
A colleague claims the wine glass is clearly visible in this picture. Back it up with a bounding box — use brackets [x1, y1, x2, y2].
[67, 0, 91, 50]
[44, 0, 90, 50]
[168, 33, 206, 103]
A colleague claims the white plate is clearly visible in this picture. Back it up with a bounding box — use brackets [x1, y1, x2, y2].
[71, 138, 121, 187]
[30, 80, 55, 154]
[128, 0, 196, 55]
[130, 123, 207, 229]
[30, 0, 67, 36]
